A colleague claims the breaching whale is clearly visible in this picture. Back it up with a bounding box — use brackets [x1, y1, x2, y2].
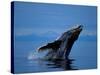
[38, 25, 83, 60]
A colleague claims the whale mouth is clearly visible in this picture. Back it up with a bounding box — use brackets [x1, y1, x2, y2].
[77, 25, 83, 31]
[71, 25, 83, 33]
[73, 24, 83, 29]
[79, 25, 83, 29]
[38, 25, 83, 60]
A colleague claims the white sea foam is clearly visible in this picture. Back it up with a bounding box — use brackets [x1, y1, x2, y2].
[27, 50, 48, 60]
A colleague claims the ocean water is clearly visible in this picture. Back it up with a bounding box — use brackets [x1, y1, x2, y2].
[14, 36, 97, 73]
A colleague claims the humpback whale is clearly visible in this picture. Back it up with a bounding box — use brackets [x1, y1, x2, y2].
[38, 25, 83, 60]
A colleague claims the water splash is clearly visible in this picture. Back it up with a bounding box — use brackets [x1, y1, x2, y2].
[27, 50, 48, 60]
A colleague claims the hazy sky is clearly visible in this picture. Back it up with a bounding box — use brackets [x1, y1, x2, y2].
[14, 2, 97, 38]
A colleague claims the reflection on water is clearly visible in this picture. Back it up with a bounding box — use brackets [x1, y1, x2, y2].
[14, 47, 97, 74]
[15, 54, 96, 73]
[45, 58, 78, 70]
[14, 48, 97, 73]
[27, 57, 78, 73]
[27, 51, 78, 71]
